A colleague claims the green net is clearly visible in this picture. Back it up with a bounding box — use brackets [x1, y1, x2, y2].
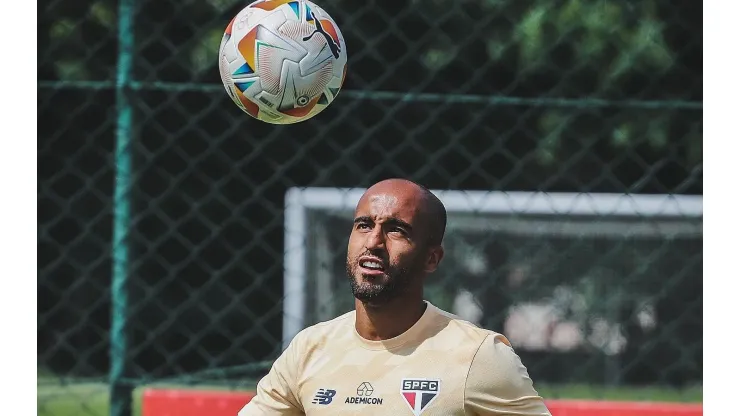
[38, 0, 702, 415]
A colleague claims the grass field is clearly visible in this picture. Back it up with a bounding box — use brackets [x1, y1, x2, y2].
[37, 378, 702, 416]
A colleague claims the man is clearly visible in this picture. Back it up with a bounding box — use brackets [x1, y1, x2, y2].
[239, 178, 551, 415]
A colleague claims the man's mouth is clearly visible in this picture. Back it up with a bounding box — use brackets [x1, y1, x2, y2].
[358, 256, 386, 275]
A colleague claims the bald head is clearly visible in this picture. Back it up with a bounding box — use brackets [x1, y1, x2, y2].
[359, 179, 447, 247]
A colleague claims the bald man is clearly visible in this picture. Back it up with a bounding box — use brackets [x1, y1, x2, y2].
[239, 179, 551, 415]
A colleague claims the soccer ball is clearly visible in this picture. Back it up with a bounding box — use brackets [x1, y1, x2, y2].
[218, 0, 348, 124]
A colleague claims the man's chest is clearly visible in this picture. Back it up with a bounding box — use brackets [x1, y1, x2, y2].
[297, 350, 472, 415]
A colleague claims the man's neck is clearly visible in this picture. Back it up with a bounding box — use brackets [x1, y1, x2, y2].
[354, 295, 427, 341]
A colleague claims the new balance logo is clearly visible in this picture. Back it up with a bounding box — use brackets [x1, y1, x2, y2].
[311, 388, 337, 405]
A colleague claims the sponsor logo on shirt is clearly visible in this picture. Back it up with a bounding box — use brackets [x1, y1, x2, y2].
[311, 388, 337, 405]
[345, 382, 383, 405]
[400, 378, 440, 416]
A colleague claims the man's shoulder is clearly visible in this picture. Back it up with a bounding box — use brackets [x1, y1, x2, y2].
[428, 304, 509, 348]
[290, 309, 356, 348]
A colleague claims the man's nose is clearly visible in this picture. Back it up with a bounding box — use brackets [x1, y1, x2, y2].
[365, 225, 385, 249]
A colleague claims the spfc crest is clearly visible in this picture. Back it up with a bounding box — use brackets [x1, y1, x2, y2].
[400, 378, 440, 415]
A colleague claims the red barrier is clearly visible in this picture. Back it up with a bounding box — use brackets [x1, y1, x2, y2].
[142, 388, 702, 416]
[544, 399, 702, 416]
[142, 389, 255, 416]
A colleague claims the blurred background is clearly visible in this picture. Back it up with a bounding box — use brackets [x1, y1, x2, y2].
[38, 0, 702, 415]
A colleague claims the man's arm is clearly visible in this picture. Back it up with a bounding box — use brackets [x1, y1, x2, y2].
[464, 333, 551, 416]
[238, 337, 304, 416]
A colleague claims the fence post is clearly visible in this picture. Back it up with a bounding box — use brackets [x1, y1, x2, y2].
[110, 0, 136, 414]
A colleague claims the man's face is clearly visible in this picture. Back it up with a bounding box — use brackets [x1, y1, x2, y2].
[345, 189, 431, 304]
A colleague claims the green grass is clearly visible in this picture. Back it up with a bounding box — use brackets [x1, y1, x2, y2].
[537, 383, 702, 402]
[38, 381, 143, 416]
[37, 379, 248, 416]
[37, 379, 702, 416]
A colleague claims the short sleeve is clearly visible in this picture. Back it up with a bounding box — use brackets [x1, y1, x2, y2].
[238, 336, 305, 416]
[464, 334, 551, 416]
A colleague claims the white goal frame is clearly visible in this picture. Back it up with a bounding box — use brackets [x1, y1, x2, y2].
[282, 187, 703, 349]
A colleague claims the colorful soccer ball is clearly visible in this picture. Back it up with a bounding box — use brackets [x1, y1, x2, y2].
[218, 0, 348, 124]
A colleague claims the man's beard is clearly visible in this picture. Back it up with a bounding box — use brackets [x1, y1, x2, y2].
[345, 254, 422, 304]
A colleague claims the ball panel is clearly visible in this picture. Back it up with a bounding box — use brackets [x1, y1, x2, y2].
[250, 0, 296, 12]
[282, 94, 321, 118]
[295, 63, 333, 99]
[258, 47, 282, 95]
[236, 27, 259, 76]
[235, 89, 261, 118]
[219, 55, 240, 108]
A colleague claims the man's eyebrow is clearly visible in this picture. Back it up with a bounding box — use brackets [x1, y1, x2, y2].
[353, 216, 413, 231]
[353, 216, 372, 224]
[385, 218, 413, 230]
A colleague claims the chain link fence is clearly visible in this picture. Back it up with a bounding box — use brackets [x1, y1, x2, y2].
[38, 0, 702, 414]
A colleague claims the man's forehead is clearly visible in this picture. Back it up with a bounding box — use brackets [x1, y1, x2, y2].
[368, 194, 399, 216]
[355, 190, 423, 219]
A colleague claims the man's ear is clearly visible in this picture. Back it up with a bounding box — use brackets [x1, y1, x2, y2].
[424, 245, 445, 274]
